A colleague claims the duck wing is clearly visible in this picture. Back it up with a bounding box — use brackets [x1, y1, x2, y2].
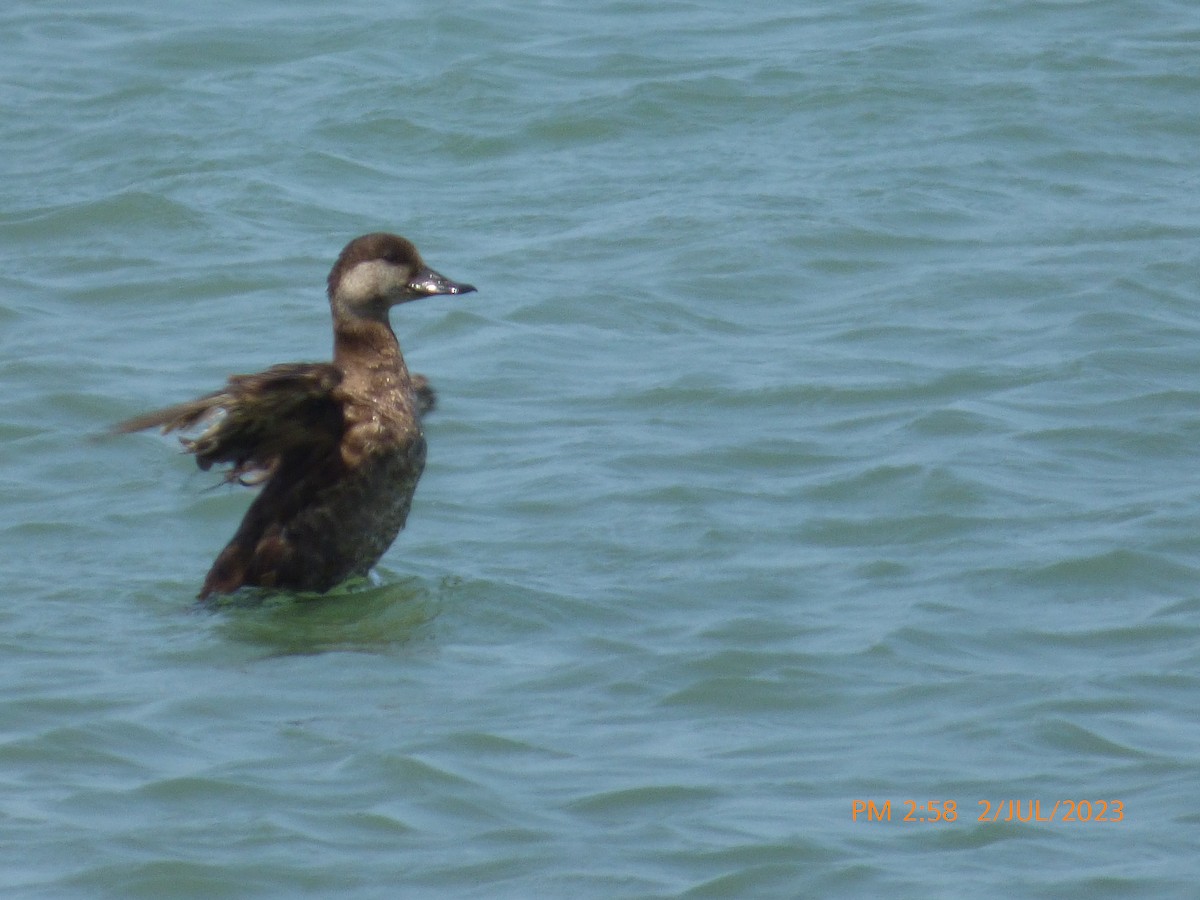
[113, 363, 346, 484]
[410, 373, 436, 417]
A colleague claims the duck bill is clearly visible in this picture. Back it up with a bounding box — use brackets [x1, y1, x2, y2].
[408, 266, 477, 297]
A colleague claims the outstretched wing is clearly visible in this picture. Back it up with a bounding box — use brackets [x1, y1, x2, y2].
[112, 363, 346, 484]
[410, 373, 436, 417]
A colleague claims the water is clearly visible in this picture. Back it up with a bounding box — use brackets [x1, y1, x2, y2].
[2, 0, 1199, 895]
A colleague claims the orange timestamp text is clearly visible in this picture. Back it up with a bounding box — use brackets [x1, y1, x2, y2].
[852, 799, 1125, 823]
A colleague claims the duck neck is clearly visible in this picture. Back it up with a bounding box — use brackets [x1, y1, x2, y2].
[333, 316, 411, 384]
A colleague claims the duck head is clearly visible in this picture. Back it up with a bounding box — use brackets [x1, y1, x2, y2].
[327, 232, 476, 322]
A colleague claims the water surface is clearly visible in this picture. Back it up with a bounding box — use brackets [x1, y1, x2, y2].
[2, 0, 1199, 896]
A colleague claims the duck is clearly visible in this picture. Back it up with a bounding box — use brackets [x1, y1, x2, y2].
[114, 232, 476, 598]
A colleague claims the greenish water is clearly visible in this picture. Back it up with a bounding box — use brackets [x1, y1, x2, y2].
[3, 0, 1199, 896]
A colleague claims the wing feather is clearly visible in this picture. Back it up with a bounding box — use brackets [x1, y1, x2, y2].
[113, 363, 345, 484]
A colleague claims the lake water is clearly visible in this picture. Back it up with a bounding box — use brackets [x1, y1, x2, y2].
[2, 0, 1199, 896]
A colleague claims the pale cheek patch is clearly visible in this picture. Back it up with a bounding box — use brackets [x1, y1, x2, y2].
[335, 260, 412, 315]
[338, 260, 387, 301]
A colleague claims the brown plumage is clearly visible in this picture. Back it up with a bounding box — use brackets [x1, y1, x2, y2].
[114, 233, 475, 598]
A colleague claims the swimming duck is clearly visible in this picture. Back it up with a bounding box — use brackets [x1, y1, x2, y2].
[114, 233, 476, 598]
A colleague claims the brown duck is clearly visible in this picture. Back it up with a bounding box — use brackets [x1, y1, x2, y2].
[114, 233, 476, 598]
